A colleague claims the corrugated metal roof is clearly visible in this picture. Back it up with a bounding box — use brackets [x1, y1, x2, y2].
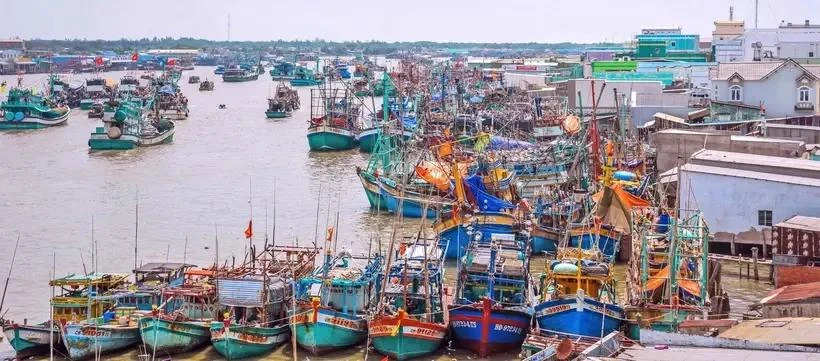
[719, 317, 820, 345]
[775, 215, 820, 232]
[758, 281, 820, 306]
[218, 278, 264, 307]
[690, 149, 820, 172]
[713, 62, 781, 80]
[681, 163, 820, 187]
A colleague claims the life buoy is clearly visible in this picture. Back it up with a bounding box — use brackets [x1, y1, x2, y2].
[108, 126, 122, 139]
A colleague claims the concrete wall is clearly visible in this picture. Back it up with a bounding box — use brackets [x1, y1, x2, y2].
[713, 62, 819, 118]
[678, 170, 820, 243]
[652, 131, 804, 172]
[766, 125, 820, 144]
[562, 79, 664, 114]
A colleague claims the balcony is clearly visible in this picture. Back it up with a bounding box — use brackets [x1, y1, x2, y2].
[795, 102, 815, 111]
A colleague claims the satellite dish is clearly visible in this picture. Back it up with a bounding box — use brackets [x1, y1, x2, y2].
[556, 338, 574, 360]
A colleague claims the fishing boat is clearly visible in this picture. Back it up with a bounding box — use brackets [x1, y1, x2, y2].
[211, 246, 318, 360]
[352, 79, 371, 97]
[306, 87, 360, 151]
[155, 83, 189, 121]
[292, 229, 383, 355]
[222, 65, 259, 82]
[61, 263, 191, 360]
[377, 177, 452, 219]
[88, 92, 174, 150]
[270, 61, 296, 80]
[0, 88, 71, 129]
[214, 65, 226, 75]
[2, 273, 129, 359]
[79, 78, 108, 110]
[139, 268, 220, 355]
[449, 233, 533, 357]
[624, 207, 719, 340]
[199, 79, 215, 91]
[369, 238, 448, 360]
[188, 75, 201, 84]
[290, 66, 323, 87]
[265, 82, 300, 119]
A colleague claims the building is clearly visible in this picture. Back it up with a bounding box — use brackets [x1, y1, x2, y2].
[640, 27, 682, 35]
[743, 20, 820, 61]
[675, 149, 820, 253]
[555, 78, 664, 115]
[770, 216, 820, 289]
[0, 38, 25, 51]
[712, 18, 745, 62]
[710, 59, 820, 117]
[652, 129, 805, 173]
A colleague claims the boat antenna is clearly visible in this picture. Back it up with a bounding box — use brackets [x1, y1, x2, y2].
[183, 235, 188, 265]
[313, 184, 322, 252]
[91, 214, 96, 274]
[49, 251, 55, 361]
[0, 235, 20, 318]
[272, 178, 277, 255]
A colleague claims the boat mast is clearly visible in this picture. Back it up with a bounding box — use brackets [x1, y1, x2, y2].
[134, 190, 139, 272]
[0, 235, 20, 318]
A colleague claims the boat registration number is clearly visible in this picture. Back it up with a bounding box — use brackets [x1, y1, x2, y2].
[451, 320, 477, 328]
[494, 324, 523, 334]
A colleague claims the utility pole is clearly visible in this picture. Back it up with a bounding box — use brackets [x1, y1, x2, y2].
[755, 0, 759, 29]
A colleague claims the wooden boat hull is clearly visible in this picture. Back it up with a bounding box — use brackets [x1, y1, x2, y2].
[448, 302, 531, 357]
[378, 182, 449, 219]
[356, 127, 380, 153]
[531, 226, 560, 255]
[2, 323, 62, 359]
[0, 108, 70, 129]
[62, 323, 140, 360]
[569, 229, 620, 261]
[210, 323, 290, 360]
[306, 126, 356, 151]
[88, 127, 174, 150]
[290, 79, 322, 86]
[434, 212, 516, 259]
[369, 316, 447, 360]
[138, 317, 211, 355]
[358, 171, 388, 210]
[265, 110, 291, 119]
[534, 297, 624, 338]
[79, 100, 94, 110]
[292, 307, 367, 355]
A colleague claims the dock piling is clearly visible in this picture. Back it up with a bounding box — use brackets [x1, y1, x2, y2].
[751, 247, 759, 281]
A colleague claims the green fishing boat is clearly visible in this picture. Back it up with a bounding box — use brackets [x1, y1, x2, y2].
[290, 66, 324, 87]
[266, 82, 300, 119]
[211, 323, 290, 360]
[222, 65, 259, 82]
[0, 88, 70, 130]
[139, 280, 219, 355]
[369, 240, 448, 360]
[88, 90, 174, 150]
[79, 78, 107, 110]
[306, 87, 360, 151]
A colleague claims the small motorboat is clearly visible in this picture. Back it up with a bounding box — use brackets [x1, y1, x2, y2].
[218, 104, 226, 109]
[188, 75, 201, 84]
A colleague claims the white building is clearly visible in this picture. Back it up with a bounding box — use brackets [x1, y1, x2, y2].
[676, 149, 820, 247]
[710, 59, 820, 117]
[712, 19, 745, 63]
[743, 20, 820, 61]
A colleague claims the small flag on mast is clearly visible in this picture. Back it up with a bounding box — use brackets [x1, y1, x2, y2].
[244, 220, 253, 239]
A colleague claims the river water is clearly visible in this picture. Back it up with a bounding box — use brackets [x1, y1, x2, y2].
[0, 67, 773, 360]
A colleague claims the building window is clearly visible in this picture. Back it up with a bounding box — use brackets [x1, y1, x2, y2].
[758, 210, 773, 227]
[799, 86, 811, 102]
[730, 85, 743, 101]
[810, 51, 815, 58]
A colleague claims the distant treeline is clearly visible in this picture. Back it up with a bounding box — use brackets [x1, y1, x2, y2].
[25, 37, 616, 54]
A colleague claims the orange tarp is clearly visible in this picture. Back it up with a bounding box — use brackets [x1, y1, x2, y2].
[644, 265, 701, 298]
[594, 184, 651, 231]
[415, 161, 467, 192]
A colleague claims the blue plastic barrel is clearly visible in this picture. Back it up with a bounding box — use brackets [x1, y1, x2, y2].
[614, 170, 637, 181]
[3, 111, 13, 121]
[14, 112, 24, 121]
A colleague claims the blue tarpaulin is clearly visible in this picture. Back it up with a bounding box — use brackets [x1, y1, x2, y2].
[464, 175, 514, 212]
[488, 136, 534, 150]
[159, 85, 175, 94]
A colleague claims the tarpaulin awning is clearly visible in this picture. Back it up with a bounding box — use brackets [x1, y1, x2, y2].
[643, 265, 701, 299]
[464, 174, 514, 212]
[593, 184, 651, 231]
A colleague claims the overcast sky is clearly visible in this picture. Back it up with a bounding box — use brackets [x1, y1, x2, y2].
[3, 0, 817, 43]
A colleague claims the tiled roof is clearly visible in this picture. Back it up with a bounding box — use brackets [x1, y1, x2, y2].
[712, 61, 782, 80]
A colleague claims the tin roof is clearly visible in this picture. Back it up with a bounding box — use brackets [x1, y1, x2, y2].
[757, 281, 820, 306]
[680, 163, 820, 187]
[133, 262, 194, 274]
[690, 149, 820, 174]
[719, 317, 820, 345]
[775, 215, 820, 232]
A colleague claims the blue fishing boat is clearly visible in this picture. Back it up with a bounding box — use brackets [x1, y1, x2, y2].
[533, 256, 623, 339]
[378, 178, 450, 219]
[292, 229, 383, 355]
[449, 233, 534, 357]
[290, 66, 324, 87]
[214, 65, 226, 75]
